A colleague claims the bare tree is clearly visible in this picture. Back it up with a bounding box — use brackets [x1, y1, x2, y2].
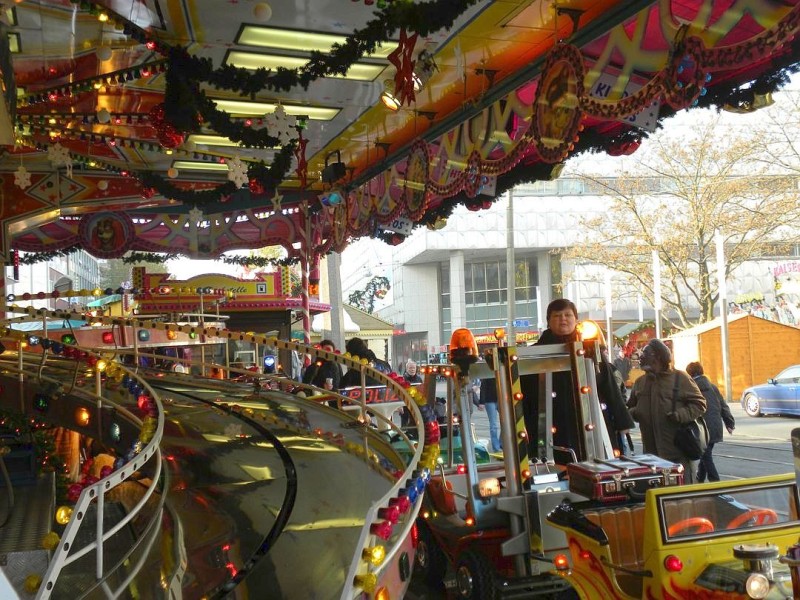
[565, 111, 800, 330]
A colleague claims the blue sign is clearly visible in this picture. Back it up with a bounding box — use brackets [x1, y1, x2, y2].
[512, 319, 530, 328]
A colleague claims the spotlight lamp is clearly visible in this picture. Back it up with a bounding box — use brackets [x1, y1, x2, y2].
[321, 150, 347, 184]
[380, 79, 401, 111]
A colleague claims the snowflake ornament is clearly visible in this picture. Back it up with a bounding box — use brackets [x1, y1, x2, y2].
[227, 156, 249, 188]
[14, 165, 31, 189]
[188, 206, 204, 224]
[47, 143, 71, 167]
[224, 423, 243, 438]
[264, 104, 297, 145]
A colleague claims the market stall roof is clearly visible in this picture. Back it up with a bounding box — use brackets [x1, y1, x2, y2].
[2, 0, 799, 263]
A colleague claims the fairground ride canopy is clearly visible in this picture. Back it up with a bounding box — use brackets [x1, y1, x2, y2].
[2, 0, 799, 266]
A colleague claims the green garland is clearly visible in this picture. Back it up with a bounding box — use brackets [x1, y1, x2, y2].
[135, 144, 296, 206]
[122, 252, 178, 264]
[16, 245, 82, 265]
[221, 255, 300, 268]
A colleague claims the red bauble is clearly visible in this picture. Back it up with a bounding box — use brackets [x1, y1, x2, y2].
[67, 483, 83, 503]
[148, 103, 166, 125]
[158, 127, 185, 149]
[249, 179, 265, 195]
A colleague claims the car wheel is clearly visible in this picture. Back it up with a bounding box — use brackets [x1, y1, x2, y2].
[455, 549, 496, 600]
[743, 393, 762, 417]
[414, 523, 448, 588]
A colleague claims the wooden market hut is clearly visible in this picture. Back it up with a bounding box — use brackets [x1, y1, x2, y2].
[669, 313, 800, 401]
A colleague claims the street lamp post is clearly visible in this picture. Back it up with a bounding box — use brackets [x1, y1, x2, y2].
[716, 230, 733, 402]
[652, 249, 662, 339]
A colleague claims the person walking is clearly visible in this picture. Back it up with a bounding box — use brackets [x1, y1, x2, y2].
[479, 378, 502, 453]
[686, 361, 735, 482]
[627, 339, 706, 483]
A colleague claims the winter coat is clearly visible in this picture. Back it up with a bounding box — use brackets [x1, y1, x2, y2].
[302, 358, 342, 389]
[692, 374, 734, 444]
[628, 369, 707, 463]
[521, 328, 635, 454]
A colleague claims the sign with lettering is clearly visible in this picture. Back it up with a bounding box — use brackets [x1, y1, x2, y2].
[589, 72, 660, 132]
[339, 383, 420, 404]
[384, 217, 413, 235]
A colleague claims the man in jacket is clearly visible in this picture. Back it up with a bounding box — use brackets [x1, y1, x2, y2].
[686, 361, 735, 482]
[628, 339, 706, 482]
[302, 339, 342, 390]
[521, 299, 634, 462]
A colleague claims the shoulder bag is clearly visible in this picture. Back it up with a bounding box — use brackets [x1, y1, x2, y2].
[671, 373, 709, 461]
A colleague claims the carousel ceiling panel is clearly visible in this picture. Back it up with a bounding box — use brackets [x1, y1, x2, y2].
[2, 0, 800, 261]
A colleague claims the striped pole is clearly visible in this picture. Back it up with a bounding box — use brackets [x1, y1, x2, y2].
[300, 202, 311, 345]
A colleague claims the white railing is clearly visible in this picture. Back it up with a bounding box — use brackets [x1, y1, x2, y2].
[2, 306, 431, 598]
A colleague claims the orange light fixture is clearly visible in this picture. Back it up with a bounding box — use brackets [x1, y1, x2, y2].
[75, 407, 90, 426]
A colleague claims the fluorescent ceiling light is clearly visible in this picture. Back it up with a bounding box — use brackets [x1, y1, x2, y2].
[237, 25, 394, 59]
[188, 134, 246, 148]
[172, 161, 230, 172]
[211, 99, 339, 120]
[226, 51, 383, 81]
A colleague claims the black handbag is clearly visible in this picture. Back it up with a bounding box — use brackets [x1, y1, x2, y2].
[671, 374, 709, 461]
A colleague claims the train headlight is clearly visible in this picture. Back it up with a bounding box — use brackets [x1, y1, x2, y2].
[478, 478, 501, 497]
[745, 573, 770, 599]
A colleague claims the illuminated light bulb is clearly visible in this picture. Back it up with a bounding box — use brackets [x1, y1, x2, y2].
[109, 422, 121, 442]
[60, 334, 76, 345]
[370, 520, 393, 540]
[354, 573, 378, 593]
[375, 587, 389, 600]
[33, 394, 49, 412]
[465, 516, 475, 526]
[75, 407, 91, 427]
[554, 554, 570, 570]
[41, 531, 60, 550]
[580, 386, 590, 394]
[55, 505, 73, 525]
[363, 545, 386, 566]
[378, 505, 400, 524]
[456, 464, 466, 475]
[102, 331, 114, 344]
[23, 575, 42, 594]
[663, 555, 683, 572]
[513, 392, 523, 401]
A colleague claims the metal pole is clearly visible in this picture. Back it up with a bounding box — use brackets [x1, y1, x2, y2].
[652, 249, 662, 339]
[327, 252, 346, 350]
[604, 269, 613, 346]
[716, 230, 733, 402]
[506, 189, 516, 345]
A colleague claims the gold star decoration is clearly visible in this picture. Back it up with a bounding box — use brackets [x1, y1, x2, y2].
[271, 190, 283, 212]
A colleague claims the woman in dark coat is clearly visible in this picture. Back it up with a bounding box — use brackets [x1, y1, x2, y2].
[521, 299, 634, 462]
[686, 361, 735, 482]
[340, 337, 392, 387]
